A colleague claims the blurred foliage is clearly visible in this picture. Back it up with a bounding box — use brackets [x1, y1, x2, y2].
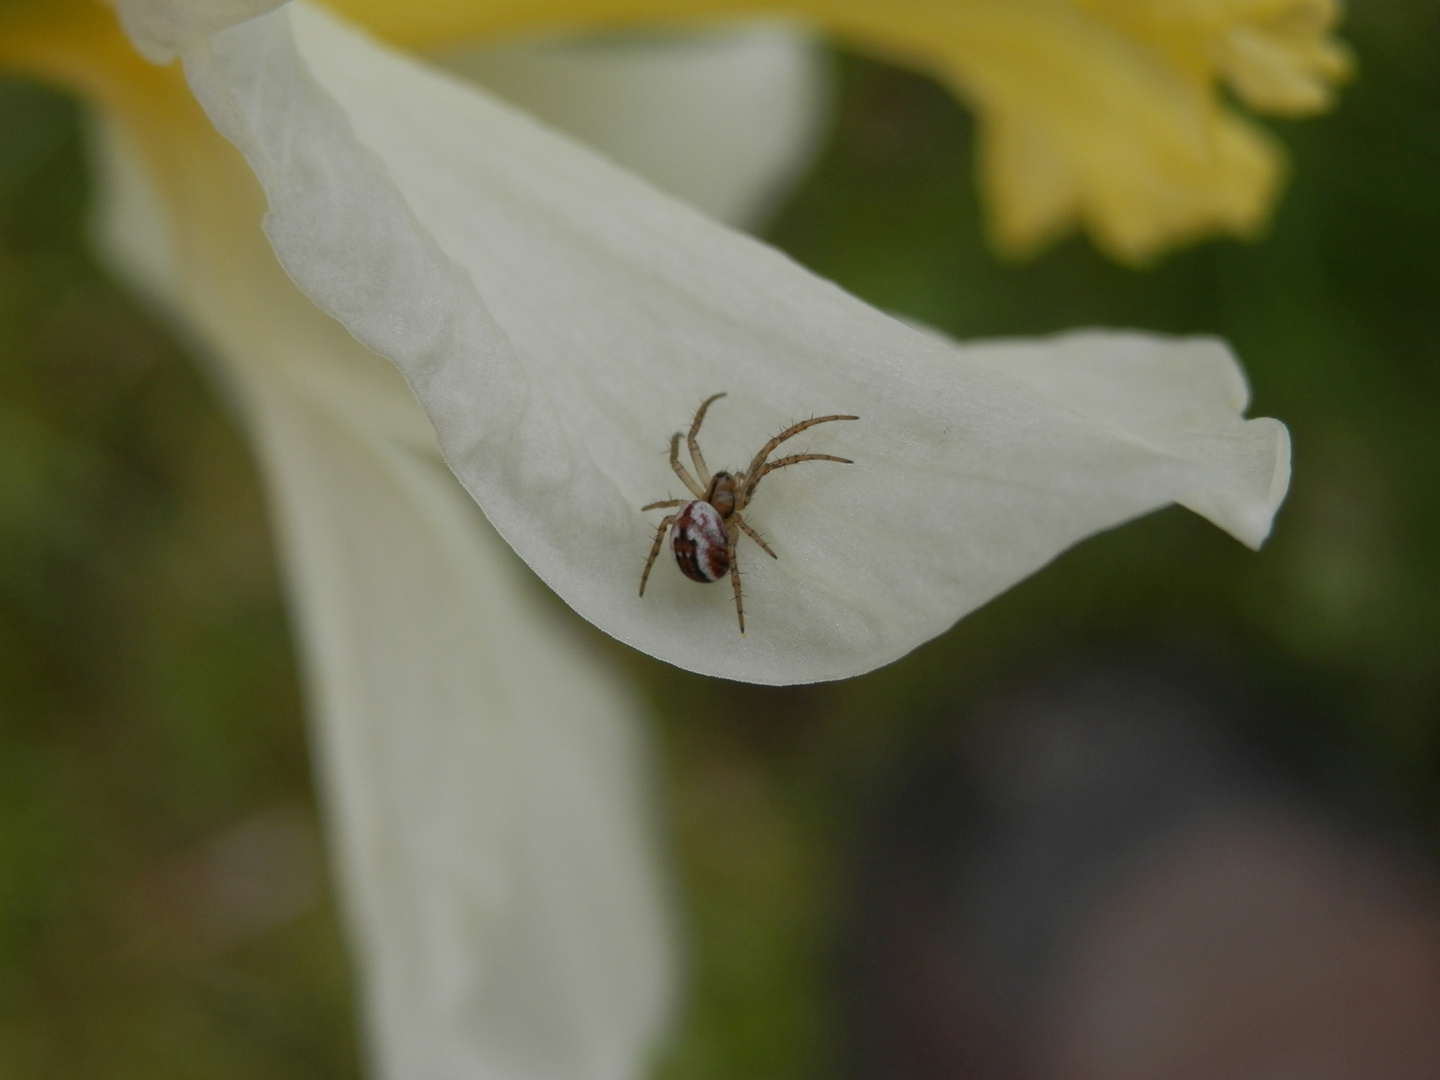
[1, 0, 1438, 1078]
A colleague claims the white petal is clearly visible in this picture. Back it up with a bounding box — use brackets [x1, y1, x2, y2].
[238, 356, 677, 1080]
[117, 0, 287, 63]
[435, 22, 829, 230]
[87, 113, 677, 1080]
[959, 330, 1290, 550]
[183, 3, 1289, 686]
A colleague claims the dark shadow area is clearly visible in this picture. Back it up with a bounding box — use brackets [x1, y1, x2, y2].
[840, 653, 1440, 1080]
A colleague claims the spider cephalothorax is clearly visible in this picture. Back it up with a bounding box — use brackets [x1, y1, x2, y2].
[639, 393, 857, 634]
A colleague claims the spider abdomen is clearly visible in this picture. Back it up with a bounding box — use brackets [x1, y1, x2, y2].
[672, 500, 730, 583]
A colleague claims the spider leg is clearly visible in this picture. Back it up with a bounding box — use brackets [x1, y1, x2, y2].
[687, 392, 726, 484]
[741, 413, 857, 491]
[641, 499, 687, 511]
[726, 525, 745, 635]
[669, 432, 706, 498]
[743, 452, 853, 503]
[639, 514, 677, 597]
[734, 513, 777, 559]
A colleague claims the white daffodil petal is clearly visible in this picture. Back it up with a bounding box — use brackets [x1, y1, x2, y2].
[184, 2, 1289, 686]
[240, 359, 677, 1080]
[87, 111, 676, 1080]
[959, 330, 1291, 549]
[436, 23, 829, 230]
[117, 0, 287, 63]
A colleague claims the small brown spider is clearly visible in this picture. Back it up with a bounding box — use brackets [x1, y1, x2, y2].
[639, 393, 857, 634]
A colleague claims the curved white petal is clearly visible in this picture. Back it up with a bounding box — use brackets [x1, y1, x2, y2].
[959, 331, 1290, 549]
[239, 356, 677, 1080]
[181, 2, 1289, 686]
[436, 22, 829, 230]
[88, 111, 676, 1080]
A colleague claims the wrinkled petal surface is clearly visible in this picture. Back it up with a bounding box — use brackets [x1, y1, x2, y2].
[183, 2, 1288, 686]
[116, 0, 287, 61]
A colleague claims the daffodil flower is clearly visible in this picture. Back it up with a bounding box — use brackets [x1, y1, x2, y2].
[128, 0, 1287, 685]
[0, 0, 1324, 1075]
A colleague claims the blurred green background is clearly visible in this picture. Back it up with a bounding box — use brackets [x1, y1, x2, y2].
[1, 0, 1438, 1077]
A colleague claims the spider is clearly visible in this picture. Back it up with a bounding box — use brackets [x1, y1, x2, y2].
[639, 392, 857, 634]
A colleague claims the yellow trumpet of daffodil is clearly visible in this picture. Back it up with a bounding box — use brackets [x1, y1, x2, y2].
[328, 0, 1352, 263]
